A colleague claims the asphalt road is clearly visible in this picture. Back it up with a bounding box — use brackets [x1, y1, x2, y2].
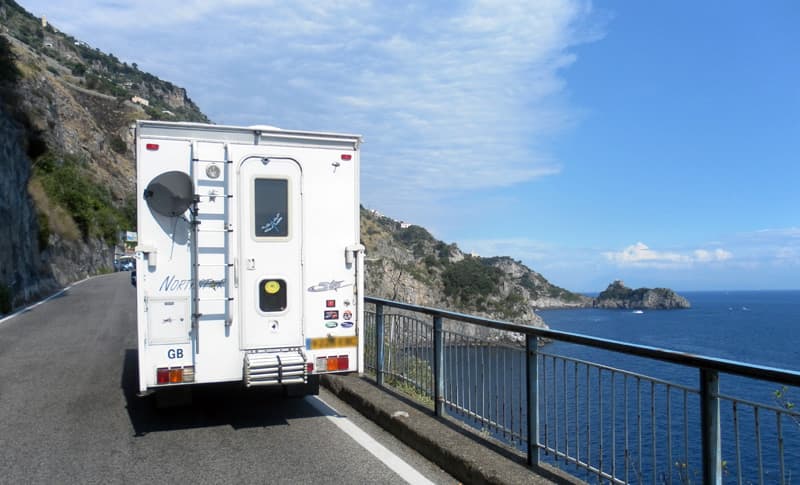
[0, 273, 455, 484]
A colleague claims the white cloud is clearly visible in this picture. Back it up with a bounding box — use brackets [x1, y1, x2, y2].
[693, 248, 733, 262]
[24, 0, 605, 215]
[605, 242, 733, 267]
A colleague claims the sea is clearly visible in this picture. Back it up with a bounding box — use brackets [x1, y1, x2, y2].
[532, 290, 800, 483]
[540, 290, 800, 371]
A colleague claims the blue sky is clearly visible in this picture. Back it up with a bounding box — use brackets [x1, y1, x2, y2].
[22, 1, 799, 291]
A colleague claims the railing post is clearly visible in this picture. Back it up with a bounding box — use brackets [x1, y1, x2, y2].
[526, 335, 540, 467]
[700, 368, 721, 485]
[433, 315, 444, 417]
[375, 303, 385, 387]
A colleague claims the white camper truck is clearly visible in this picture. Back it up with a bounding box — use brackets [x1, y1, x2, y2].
[134, 121, 364, 396]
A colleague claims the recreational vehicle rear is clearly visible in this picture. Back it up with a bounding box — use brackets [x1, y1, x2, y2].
[134, 121, 364, 396]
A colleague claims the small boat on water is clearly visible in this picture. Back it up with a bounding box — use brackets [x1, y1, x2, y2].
[632, 310, 644, 314]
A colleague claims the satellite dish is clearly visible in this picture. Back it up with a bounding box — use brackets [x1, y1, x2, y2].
[143, 171, 194, 217]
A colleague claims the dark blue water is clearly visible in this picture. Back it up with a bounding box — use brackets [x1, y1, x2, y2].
[534, 290, 800, 484]
[540, 291, 800, 369]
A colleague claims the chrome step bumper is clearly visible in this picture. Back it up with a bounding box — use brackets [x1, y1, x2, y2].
[244, 350, 307, 387]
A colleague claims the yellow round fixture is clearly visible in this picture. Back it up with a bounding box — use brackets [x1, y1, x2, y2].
[264, 280, 281, 294]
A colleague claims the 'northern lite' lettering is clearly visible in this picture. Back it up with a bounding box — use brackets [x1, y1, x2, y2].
[159, 275, 225, 292]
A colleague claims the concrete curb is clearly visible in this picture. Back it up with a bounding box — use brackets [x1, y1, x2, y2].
[322, 374, 581, 485]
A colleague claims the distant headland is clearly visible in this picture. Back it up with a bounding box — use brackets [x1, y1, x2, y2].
[593, 280, 691, 310]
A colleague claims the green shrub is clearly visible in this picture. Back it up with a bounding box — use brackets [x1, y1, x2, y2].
[109, 135, 127, 154]
[442, 257, 502, 303]
[70, 62, 86, 76]
[394, 225, 435, 246]
[423, 255, 440, 268]
[33, 152, 129, 245]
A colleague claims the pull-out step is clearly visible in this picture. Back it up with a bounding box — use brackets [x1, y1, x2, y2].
[244, 350, 307, 387]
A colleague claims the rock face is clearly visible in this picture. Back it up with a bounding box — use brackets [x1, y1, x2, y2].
[361, 208, 593, 339]
[0, 107, 58, 305]
[594, 280, 690, 310]
[0, 2, 207, 312]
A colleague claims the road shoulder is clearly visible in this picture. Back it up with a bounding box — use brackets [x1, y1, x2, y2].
[323, 374, 582, 485]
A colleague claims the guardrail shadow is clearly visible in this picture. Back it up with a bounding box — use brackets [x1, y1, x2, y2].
[121, 349, 321, 437]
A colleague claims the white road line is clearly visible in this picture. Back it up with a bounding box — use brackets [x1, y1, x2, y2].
[307, 395, 436, 485]
[0, 276, 95, 326]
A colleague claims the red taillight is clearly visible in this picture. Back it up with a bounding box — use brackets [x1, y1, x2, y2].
[314, 355, 351, 373]
[341, 154, 352, 161]
[307, 362, 314, 373]
[326, 299, 336, 308]
[156, 368, 169, 384]
[156, 366, 193, 385]
[146, 143, 159, 151]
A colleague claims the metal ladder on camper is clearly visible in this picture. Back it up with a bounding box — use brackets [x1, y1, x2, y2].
[189, 142, 234, 354]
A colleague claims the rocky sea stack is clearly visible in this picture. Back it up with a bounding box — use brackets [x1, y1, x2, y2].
[594, 280, 690, 310]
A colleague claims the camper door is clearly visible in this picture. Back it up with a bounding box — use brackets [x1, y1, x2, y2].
[238, 157, 303, 350]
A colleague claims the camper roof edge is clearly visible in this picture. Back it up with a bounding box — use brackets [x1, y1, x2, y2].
[135, 120, 362, 150]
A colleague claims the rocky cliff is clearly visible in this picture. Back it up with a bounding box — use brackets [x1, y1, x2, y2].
[0, 0, 207, 311]
[362, 208, 592, 334]
[594, 280, 690, 310]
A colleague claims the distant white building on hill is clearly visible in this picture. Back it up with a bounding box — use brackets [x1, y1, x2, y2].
[131, 96, 150, 107]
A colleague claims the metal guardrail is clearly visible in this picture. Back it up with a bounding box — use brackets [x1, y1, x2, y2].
[365, 296, 800, 484]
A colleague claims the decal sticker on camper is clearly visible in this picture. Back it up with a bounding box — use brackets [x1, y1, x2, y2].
[159, 275, 225, 292]
[308, 280, 353, 292]
[260, 212, 283, 234]
[306, 335, 358, 350]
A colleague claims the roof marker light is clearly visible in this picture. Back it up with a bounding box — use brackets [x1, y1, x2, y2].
[146, 143, 159, 151]
[341, 154, 352, 161]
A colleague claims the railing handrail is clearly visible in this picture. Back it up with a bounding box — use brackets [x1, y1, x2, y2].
[365, 296, 800, 386]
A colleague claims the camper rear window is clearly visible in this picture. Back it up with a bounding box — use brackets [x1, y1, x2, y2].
[254, 179, 288, 238]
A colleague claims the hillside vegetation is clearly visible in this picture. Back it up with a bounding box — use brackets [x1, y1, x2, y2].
[362, 208, 591, 328]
